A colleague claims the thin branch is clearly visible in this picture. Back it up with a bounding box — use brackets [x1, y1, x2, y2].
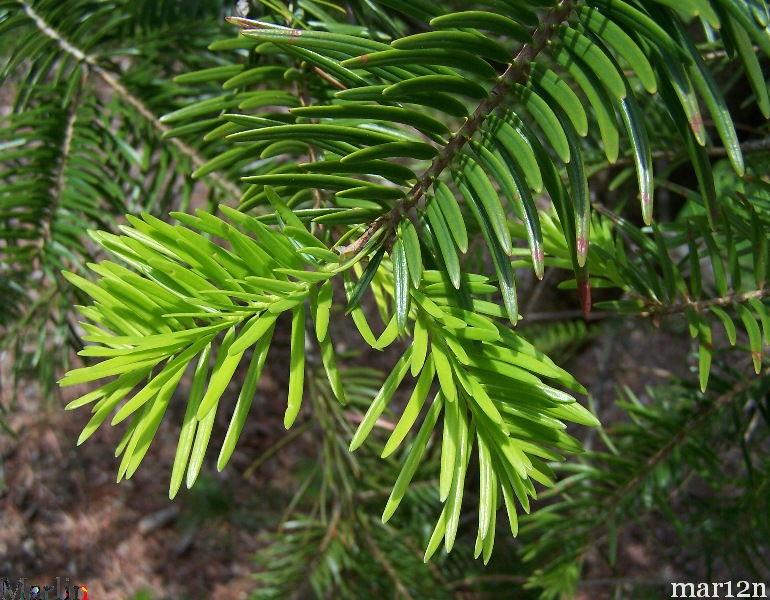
[398, 533, 454, 594]
[312, 66, 346, 91]
[41, 90, 80, 252]
[527, 366, 770, 589]
[639, 287, 770, 317]
[360, 527, 415, 600]
[336, 0, 576, 255]
[242, 419, 313, 478]
[94, 70, 241, 199]
[503, 288, 769, 323]
[18, 0, 242, 201]
[702, 136, 770, 156]
[285, 505, 342, 600]
[20, 0, 88, 62]
[605, 136, 770, 169]
[522, 309, 617, 323]
[579, 366, 770, 549]
[610, 367, 767, 501]
[520, 287, 769, 329]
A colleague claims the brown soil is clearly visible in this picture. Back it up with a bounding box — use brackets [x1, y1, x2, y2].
[0, 360, 297, 600]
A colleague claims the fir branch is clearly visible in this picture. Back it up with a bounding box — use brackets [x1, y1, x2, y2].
[19, 0, 89, 62]
[608, 136, 770, 168]
[19, 0, 770, 583]
[337, 0, 576, 255]
[639, 288, 770, 317]
[94, 69, 242, 199]
[242, 421, 313, 478]
[42, 95, 79, 251]
[17, 0, 241, 201]
[522, 367, 770, 595]
[568, 367, 770, 563]
[608, 370, 767, 508]
[361, 527, 415, 600]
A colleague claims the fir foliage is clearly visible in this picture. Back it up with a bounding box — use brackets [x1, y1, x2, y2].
[2, 0, 769, 596]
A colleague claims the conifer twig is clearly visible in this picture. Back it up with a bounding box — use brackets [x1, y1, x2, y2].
[336, 0, 576, 255]
[19, 0, 242, 200]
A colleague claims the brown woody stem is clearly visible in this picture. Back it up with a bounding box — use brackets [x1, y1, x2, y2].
[639, 288, 770, 317]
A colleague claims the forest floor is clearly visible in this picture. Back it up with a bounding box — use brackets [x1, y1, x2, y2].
[0, 351, 297, 600]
